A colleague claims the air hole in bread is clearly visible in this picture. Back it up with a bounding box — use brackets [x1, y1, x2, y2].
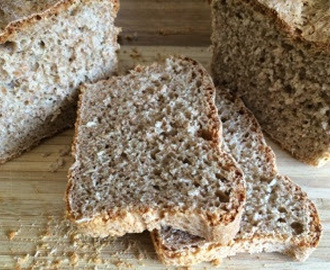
[0, 41, 17, 53]
[183, 158, 191, 165]
[144, 87, 155, 95]
[160, 74, 170, 81]
[215, 173, 225, 181]
[196, 80, 202, 88]
[278, 207, 287, 213]
[277, 218, 285, 223]
[166, 129, 177, 136]
[150, 150, 157, 160]
[39, 40, 46, 49]
[153, 169, 161, 176]
[198, 129, 213, 141]
[284, 85, 295, 94]
[220, 117, 228, 123]
[291, 222, 304, 235]
[70, 7, 79, 16]
[153, 81, 161, 87]
[216, 190, 230, 202]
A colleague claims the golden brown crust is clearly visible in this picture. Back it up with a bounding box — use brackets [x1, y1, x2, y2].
[0, 0, 120, 44]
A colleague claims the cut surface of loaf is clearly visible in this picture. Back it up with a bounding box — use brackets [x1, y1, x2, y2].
[211, 0, 330, 166]
[151, 88, 322, 266]
[0, 0, 120, 164]
[66, 57, 245, 242]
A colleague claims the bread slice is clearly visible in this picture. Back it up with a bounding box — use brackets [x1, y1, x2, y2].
[151, 88, 322, 266]
[0, 0, 120, 164]
[211, 0, 330, 166]
[66, 57, 246, 243]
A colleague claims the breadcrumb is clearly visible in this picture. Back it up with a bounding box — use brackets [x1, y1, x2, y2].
[8, 230, 19, 240]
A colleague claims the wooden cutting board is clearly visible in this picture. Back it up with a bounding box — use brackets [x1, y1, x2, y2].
[0, 1, 329, 269]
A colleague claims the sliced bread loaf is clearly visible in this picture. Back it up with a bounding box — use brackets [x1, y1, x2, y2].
[66, 57, 246, 243]
[0, 0, 120, 164]
[211, 0, 330, 166]
[151, 88, 322, 266]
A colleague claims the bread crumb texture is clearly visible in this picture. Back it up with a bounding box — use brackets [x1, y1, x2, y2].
[152, 88, 321, 265]
[211, 0, 330, 166]
[0, 0, 120, 163]
[67, 57, 245, 241]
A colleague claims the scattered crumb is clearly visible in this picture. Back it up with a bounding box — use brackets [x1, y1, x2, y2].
[125, 32, 138, 42]
[118, 33, 138, 43]
[211, 258, 222, 267]
[137, 252, 145, 261]
[57, 157, 65, 167]
[59, 146, 71, 157]
[15, 254, 29, 267]
[49, 158, 66, 172]
[129, 48, 142, 59]
[8, 230, 19, 240]
[40, 152, 51, 157]
[154, 52, 167, 63]
[115, 260, 133, 269]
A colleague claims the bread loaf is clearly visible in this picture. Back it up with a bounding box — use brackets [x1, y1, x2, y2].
[151, 88, 322, 266]
[211, 0, 330, 166]
[0, 0, 120, 163]
[66, 57, 246, 243]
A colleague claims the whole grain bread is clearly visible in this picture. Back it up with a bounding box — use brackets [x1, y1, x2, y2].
[151, 88, 322, 266]
[211, 0, 330, 166]
[66, 57, 246, 243]
[0, 0, 120, 164]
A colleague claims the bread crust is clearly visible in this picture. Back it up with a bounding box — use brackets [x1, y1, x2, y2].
[66, 57, 246, 242]
[0, 0, 120, 44]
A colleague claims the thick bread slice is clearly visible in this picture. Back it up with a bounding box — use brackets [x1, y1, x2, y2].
[0, 0, 120, 164]
[151, 88, 322, 266]
[211, 0, 330, 166]
[66, 57, 246, 242]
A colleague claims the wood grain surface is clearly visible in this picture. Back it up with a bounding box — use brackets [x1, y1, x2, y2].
[0, 1, 329, 269]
